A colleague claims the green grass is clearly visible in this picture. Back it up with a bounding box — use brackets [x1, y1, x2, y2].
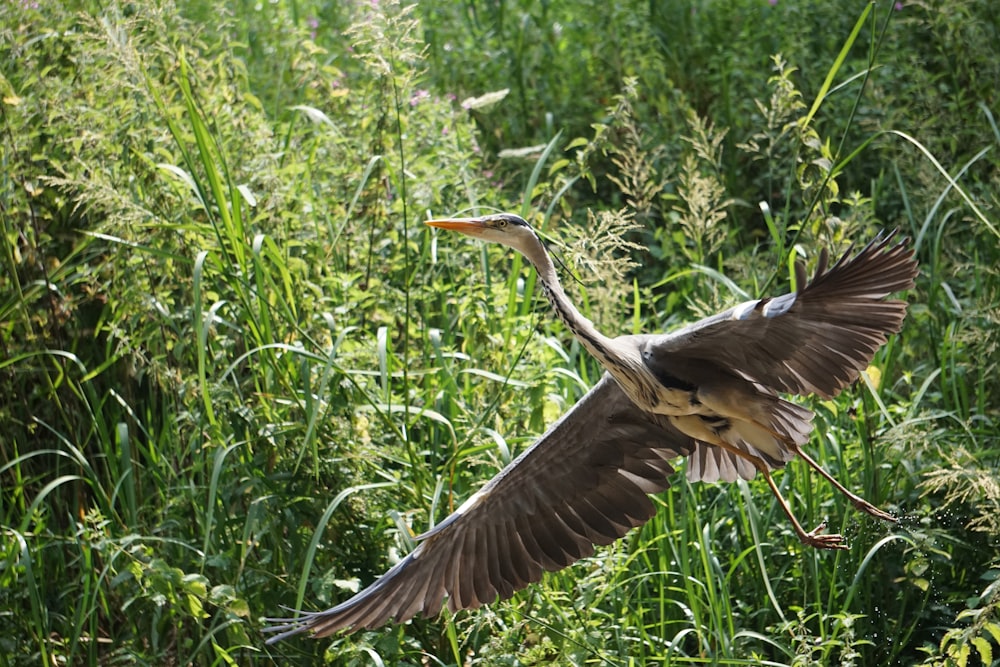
[2, 0, 999, 664]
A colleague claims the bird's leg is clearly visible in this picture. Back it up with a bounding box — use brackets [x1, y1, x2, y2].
[726, 417, 896, 524]
[691, 437, 849, 551]
[756, 466, 848, 551]
[707, 409, 895, 527]
[792, 446, 896, 523]
[721, 411, 896, 524]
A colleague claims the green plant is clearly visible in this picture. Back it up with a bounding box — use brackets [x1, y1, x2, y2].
[2, 0, 998, 664]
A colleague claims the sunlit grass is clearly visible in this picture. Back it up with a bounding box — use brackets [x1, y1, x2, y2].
[1, 0, 998, 665]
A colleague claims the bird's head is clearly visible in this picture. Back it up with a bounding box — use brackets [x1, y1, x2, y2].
[426, 213, 539, 255]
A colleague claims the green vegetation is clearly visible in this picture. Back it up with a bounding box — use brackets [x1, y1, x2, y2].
[2, 0, 998, 664]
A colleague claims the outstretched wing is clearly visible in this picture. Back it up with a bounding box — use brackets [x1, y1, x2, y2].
[263, 374, 693, 640]
[644, 232, 918, 399]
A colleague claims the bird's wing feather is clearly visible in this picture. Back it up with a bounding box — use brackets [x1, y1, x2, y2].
[263, 374, 693, 640]
[645, 232, 918, 399]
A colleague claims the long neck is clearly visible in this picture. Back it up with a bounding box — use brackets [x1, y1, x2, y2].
[521, 237, 664, 412]
[521, 241, 618, 365]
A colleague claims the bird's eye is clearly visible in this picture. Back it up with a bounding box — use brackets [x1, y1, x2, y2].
[497, 219, 507, 228]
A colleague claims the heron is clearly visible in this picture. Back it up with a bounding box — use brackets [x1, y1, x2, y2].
[264, 213, 918, 641]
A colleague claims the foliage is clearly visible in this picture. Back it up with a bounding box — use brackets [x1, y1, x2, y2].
[916, 571, 1000, 667]
[1, 0, 998, 665]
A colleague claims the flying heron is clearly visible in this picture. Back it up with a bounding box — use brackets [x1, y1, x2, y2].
[264, 213, 918, 641]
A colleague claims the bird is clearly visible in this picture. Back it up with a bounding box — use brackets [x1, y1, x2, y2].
[263, 213, 918, 641]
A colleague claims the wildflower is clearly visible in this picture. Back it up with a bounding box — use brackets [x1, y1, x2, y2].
[410, 89, 430, 107]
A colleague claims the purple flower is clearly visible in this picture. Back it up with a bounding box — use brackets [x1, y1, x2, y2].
[768, 0, 778, 5]
[894, 1, 903, 8]
[307, 16, 319, 39]
[409, 89, 430, 107]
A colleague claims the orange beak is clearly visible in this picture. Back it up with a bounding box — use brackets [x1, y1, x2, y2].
[425, 217, 488, 236]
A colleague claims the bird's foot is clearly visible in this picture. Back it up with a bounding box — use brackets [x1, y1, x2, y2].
[799, 522, 848, 550]
[852, 500, 897, 523]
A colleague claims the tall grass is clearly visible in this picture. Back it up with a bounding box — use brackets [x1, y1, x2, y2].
[1, 0, 998, 665]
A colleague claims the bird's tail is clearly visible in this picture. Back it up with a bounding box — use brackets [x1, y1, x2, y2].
[684, 396, 812, 483]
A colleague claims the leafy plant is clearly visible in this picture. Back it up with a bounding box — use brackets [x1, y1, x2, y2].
[2, 0, 998, 664]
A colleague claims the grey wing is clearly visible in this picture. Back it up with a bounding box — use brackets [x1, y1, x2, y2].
[263, 374, 693, 641]
[645, 231, 918, 399]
